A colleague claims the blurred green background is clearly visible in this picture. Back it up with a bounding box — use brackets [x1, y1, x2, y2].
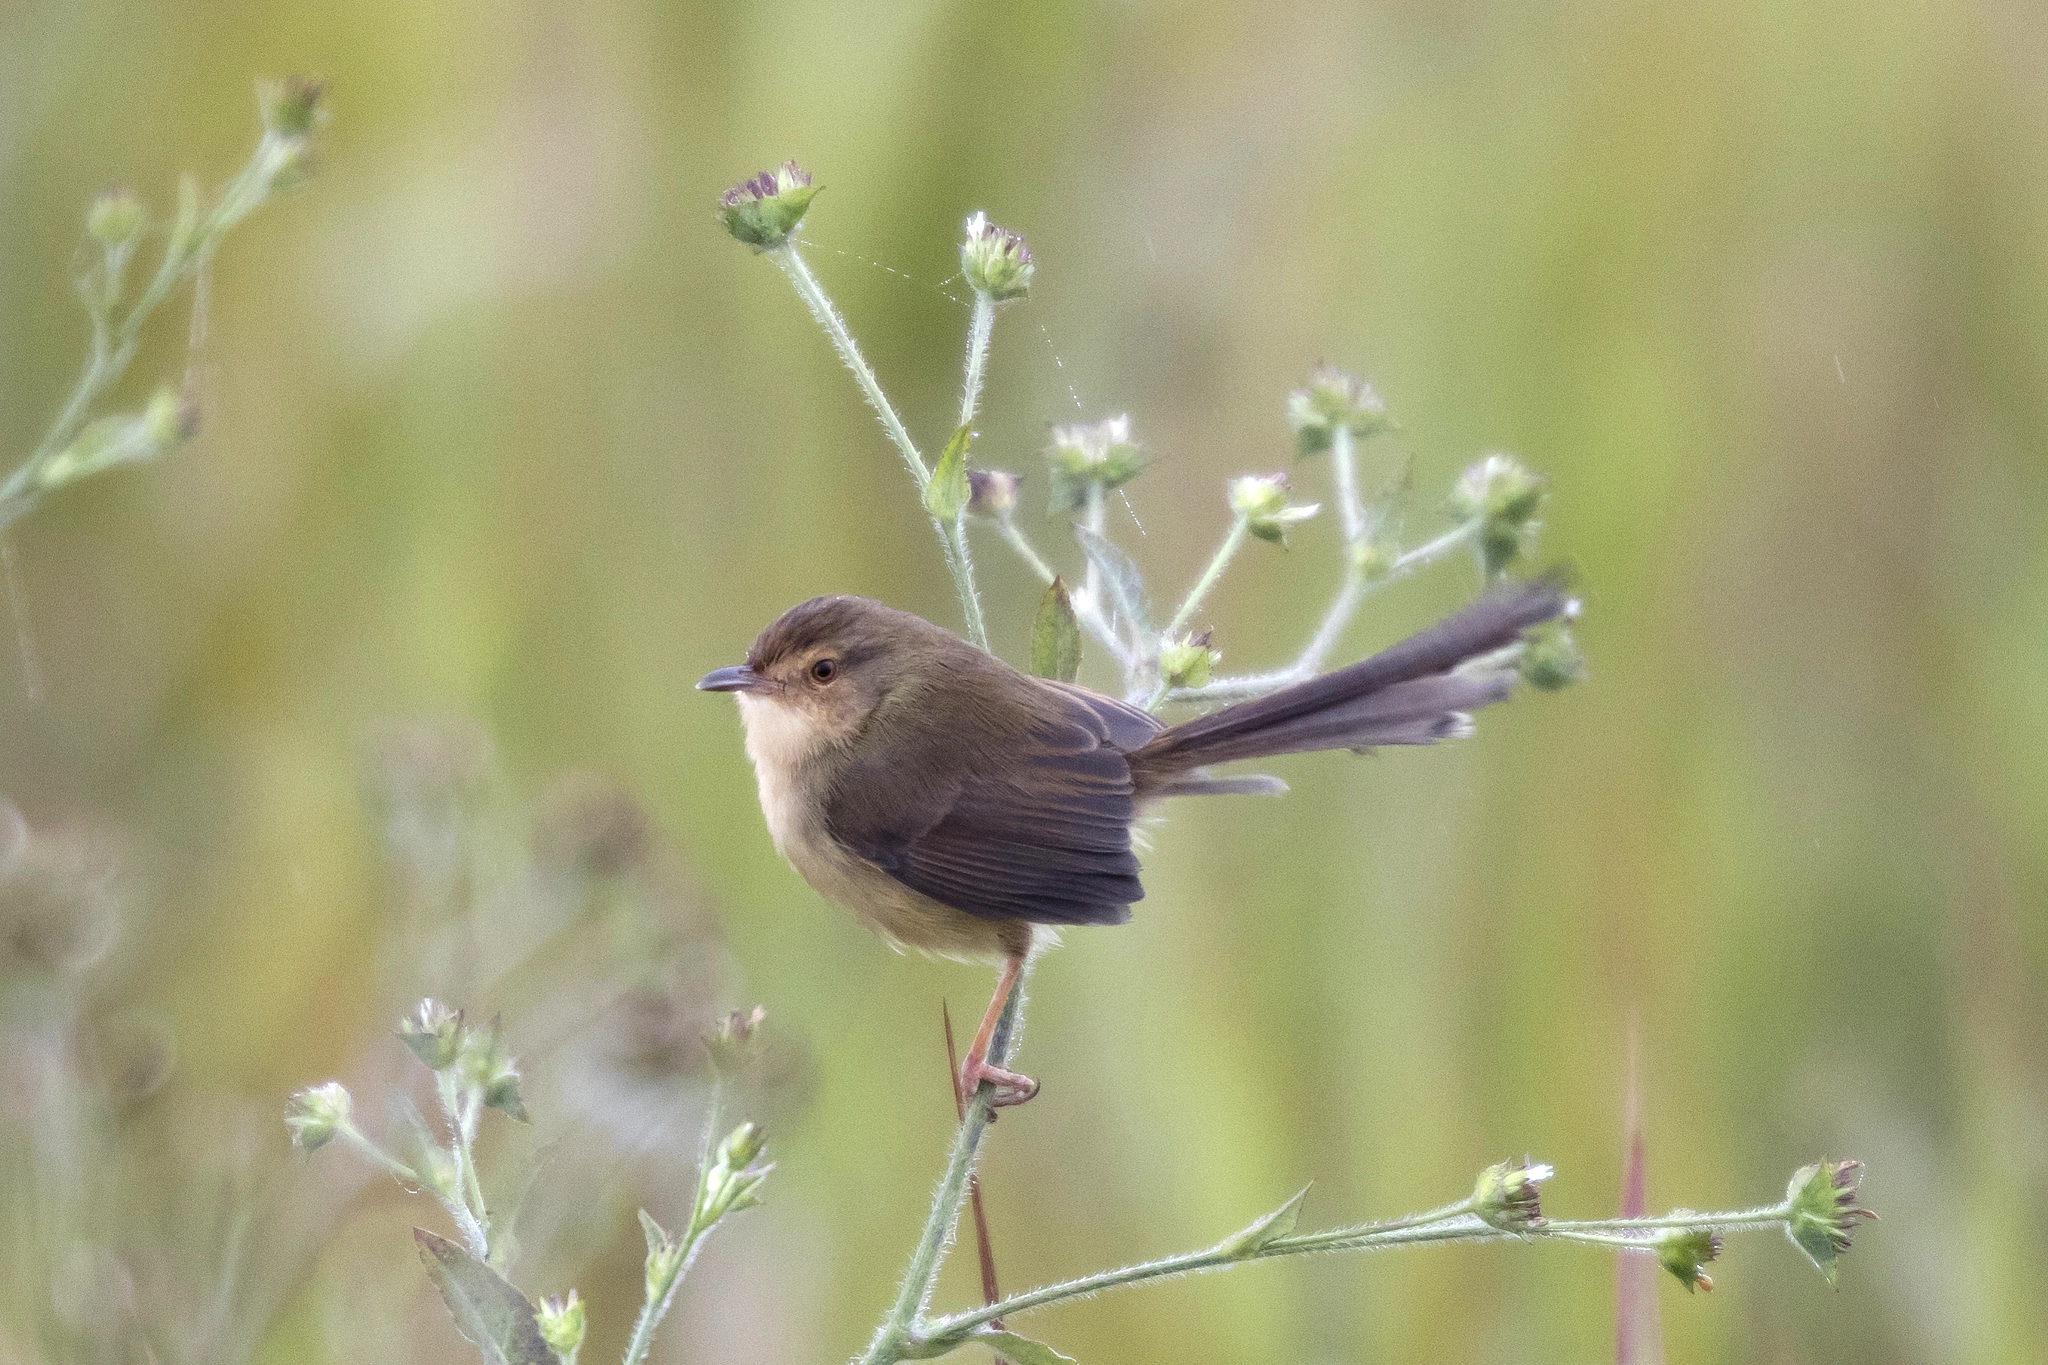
[3, 1, 2045, 1361]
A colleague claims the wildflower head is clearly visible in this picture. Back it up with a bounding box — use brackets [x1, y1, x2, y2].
[960, 211, 1034, 301]
[284, 1081, 352, 1152]
[719, 161, 819, 249]
[1785, 1159, 1876, 1285]
[1288, 365, 1391, 456]
[1472, 1157, 1551, 1232]
[1046, 415, 1146, 513]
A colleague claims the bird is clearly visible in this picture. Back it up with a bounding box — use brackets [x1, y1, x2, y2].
[698, 576, 1568, 1108]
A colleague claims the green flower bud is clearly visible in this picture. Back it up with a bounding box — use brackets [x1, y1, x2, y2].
[257, 75, 327, 140]
[1518, 618, 1583, 692]
[416, 1142, 461, 1199]
[284, 1081, 351, 1152]
[1472, 1158, 1551, 1232]
[1288, 364, 1391, 456]
[1657, 1224, 1721, 1292]
[966, 469, 1021, 518]
[640, 1210, 685, 1296]
[1228, 473, 1320, 546]
[1046, 415, 1146, 514]
[86, 188, 144, 248]
[536, 1290, 587, 1357]
[1159, 633, 1218, 690]
[1784, 1159, 1875, 1285]
[704, 1004, 768, 1076]
[397, 998, 467, 1071]
[457, 1016, 529, 1122]
[1349, 536, 1395, 580]
[1450, 454, 1544, 577]
[960, 211, 1034, 301]
[140, 386, 199, 453]
[697, 1121, 773, 1227]
[719, 161, 819, 249]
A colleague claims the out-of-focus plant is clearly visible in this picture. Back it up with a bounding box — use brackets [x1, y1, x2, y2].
[289, 1002, 772, 1365]
[720, 161, 1872, 1363]
[0, 77, 324, 531]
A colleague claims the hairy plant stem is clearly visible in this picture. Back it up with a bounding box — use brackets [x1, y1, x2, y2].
[435, 1070, 492, 1262]
[620, 1075, 731, 1365]
[0, 128, 302, 530]
[766, 241, 990, 651]
[859, 977, 1027, 1365]
[1164, 513, 1250, 641]
[959, 293, 996, 430]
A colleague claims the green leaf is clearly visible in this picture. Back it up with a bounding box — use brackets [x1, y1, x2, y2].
[1213, 1185, 1311, 1259]
[978, 1330, 1077, 1365]
[413, 1229, 553, 1365]
[924, 423, 973, 521]
[1072, 524, 1151, 641]
[1031, 577, 1082, 683]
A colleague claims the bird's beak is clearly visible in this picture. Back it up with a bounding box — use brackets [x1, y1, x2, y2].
[696, 664, 769, 694]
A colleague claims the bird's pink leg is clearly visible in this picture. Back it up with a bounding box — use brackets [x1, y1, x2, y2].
[958, 951, 1037, 1109]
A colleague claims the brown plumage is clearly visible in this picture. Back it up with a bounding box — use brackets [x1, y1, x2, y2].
[699, 576, 1569, 1103]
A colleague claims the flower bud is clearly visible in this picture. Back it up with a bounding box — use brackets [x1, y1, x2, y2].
[640, 1210, 685, 1296]
[140, 386, 199, 453]
[1518, 619, 1582, 691]
[1472, 1157, 1551, 1232]
[1288, 364, 1390, 456]
[284, 1081, 351, 1152]
[257, 75, 327, 140]
[536, 1291, 587, 1357]
[86, 188, 144, 248]
[1450, 454, 1544, 577]
[719, 161, 819, 249]
[458, 1016, 529, 1122]
[397, 998, 467, 1071]
[1046, 415, 1146, 513]
[1159, 633, 1218, 690]
[1784, 1158, 1875, 1285]
[1228, 473, 1320, 546]
[697, 1121, 773, 1227]
[1657, 1224, 1721, 1292]
[960, 211, 1034, 301]
[705, 1004, 768, 1075]
[966, 469, 1021, 518]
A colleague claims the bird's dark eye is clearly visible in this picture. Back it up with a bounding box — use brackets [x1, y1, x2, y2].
[810, 658, 838, 683]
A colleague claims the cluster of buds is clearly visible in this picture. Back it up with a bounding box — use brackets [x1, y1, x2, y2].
[960, 211, 1034, 301]
[1288, 364, 1391, 456]
[37, 386, 199, 493]
[1472, 1158, 1551, 1232]
[1158, 632, 1219, 690]
[1657, 1224, 1722, 1292]
[1046, 415, 1147, 513]
[719, 161, 819, 249]
[697, 1121, 773, 1229]
[392, 998, 528, 1121]
[1784, 1159, 1876, 1285]
[1450, 453, 1544, 577]
[1228, 473, 1320, 546]
[284, 1080, 352, 1152]
[536, 1290, 587, 1359]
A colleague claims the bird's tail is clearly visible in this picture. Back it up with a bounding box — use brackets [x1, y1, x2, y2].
[1128, 576, 1570, 791]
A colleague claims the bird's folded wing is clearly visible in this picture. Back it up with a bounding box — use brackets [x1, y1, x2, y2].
[824, 708, 1145, 926]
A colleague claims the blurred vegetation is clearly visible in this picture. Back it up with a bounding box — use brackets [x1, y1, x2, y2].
[2, 1, 2045, 1362]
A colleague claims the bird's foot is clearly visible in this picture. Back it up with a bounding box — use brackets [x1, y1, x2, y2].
[959, 1058, 1039, 1110]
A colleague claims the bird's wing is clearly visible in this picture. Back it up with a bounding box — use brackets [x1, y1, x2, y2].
[823, 690, 1144, 926]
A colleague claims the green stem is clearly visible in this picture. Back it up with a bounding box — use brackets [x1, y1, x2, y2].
[766, 240, 989, 650]
[1547, 1204, 1791, 1235]
[859, 977, 1028, 1365]
[959, 292, 996, 430]
[1164, 514, 1250, 639]
[435, 1071, 491, 1261]
[620, 1078, 732, 1365]
[335, 1120, 420, 1187]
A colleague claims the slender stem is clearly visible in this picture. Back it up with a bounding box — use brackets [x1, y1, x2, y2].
[1548, 1204, 1791, 1235]
[1080, 483, 1106, 633]
[619, 1077, 733, 1365]
[1165, 514, 1250, 639]
[765, 240, 990, 650]
[435, 1071, 491, 1261]
[334, 1120, 420, 1187]
[860, 976, 1028, 1365]
[959, 293, 996, 430]
[1390, 520, 1479, 576]
[1330, 424, 1367, 546]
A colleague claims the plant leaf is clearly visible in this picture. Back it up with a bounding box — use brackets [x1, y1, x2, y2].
[924, 423, 973, 521]
[1031, 577, 1082, 683]
[413, 1228, 553, 1365]
[1072, 524, 1151, 643]
[978, 1330, 1077, 1365]
[1213, 1185, 1311, 1259]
